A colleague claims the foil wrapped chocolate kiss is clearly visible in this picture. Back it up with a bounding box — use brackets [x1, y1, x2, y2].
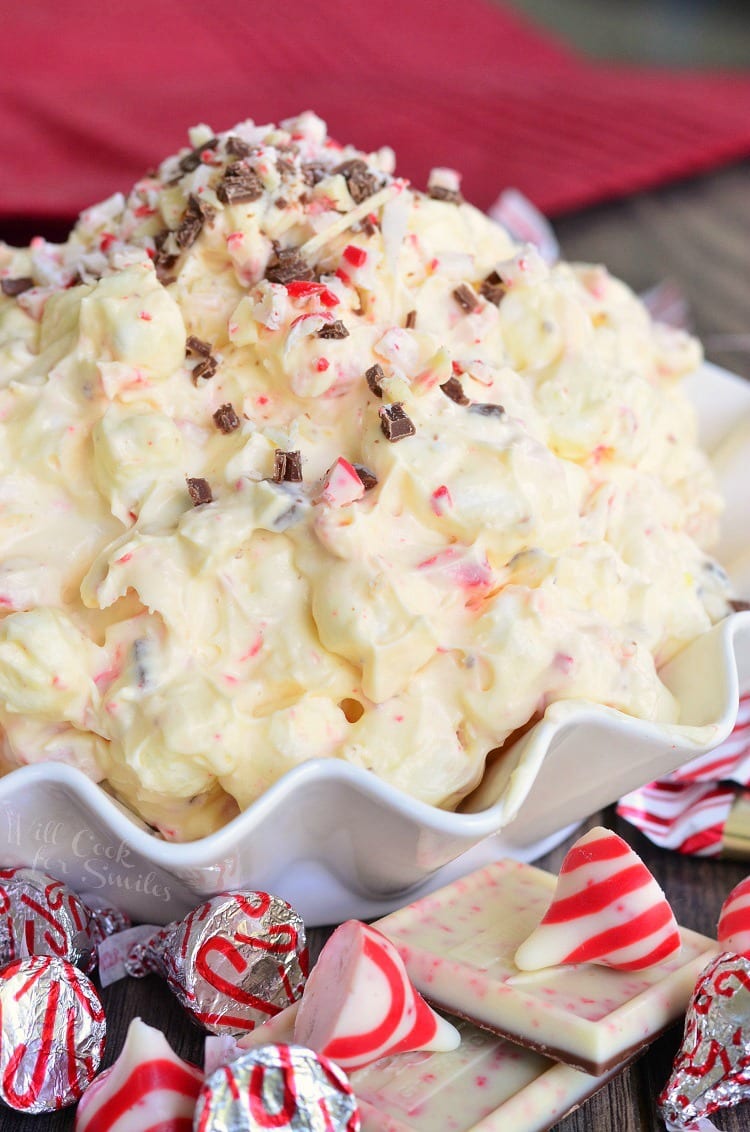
[125, 890, 308, 1036]
[0, 866, 129, 973]
[659, 953, 750, 1130]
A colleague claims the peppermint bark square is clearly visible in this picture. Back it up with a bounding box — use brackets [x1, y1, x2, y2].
[374, 859, 718, 1076]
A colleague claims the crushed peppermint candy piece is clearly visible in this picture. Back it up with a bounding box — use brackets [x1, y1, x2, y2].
[379, 403, 416, 442]
[318, 458, 366, 507]
[718, 877, 750, 957]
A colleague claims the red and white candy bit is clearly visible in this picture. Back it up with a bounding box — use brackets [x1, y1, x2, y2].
[718, 877, 750, 958]
[0, 866, 129, 973]
[194, 1044, 360, 1132]
[294, 920, 460, 1072]
[317, 458, 365, 507]
[124, 891, 308, 1036]
[0, 955, 106, 1113]
[658, 953, 750, 1131]
[75, 1018, 203, 1132]
[514, 826, 682, 972]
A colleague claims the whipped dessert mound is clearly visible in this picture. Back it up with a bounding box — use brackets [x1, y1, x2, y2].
[0, 112, 731, 838]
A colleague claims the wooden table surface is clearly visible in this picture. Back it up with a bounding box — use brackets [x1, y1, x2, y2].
[1, 161, 750, 1129]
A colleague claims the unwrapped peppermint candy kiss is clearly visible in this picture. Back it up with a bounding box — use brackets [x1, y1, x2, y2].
[717, 877, 750, 957]
[75, 1017, 203, 1131]
[194, 1043, 360, 1131]
[514, 826, 681, 971]
[659, 952, 750, 1131]
[0, 955, 106, 1113]
[125, 890, 308, 1035]
[294, 919, 459, 1071]
[0, 866, 129, 973]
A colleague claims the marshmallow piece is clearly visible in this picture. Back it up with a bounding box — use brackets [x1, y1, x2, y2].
[75, 1017, 203, 1131]
[717, 876, 750, 957]
[514, 826, 681, 972]
[294, 919, 459, 1071]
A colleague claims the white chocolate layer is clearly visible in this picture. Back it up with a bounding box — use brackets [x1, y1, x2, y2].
[375, 859, 718, 1075]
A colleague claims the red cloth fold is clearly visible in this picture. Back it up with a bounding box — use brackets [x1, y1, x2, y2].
[2, 0, 750, 223]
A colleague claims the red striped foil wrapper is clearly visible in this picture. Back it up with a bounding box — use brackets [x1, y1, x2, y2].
[617, 694, 750, 858]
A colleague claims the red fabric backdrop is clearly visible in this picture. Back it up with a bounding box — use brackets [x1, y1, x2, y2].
[2, 0, 750, 224]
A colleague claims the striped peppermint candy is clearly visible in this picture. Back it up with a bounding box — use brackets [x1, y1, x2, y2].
[717, 877, 750, 958]
[514, 826, 681, 972]
[75, 1018, 203, 1132]
[294, 920, 459, 1072]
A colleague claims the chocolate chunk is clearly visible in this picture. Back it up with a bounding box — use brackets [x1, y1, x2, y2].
[213, 403, 241, 433]
[178, 136, 219, 175]
[265, 246, 314, 285]
[379, 403, 416, 442]
[452, 283, 480, 313]
[1, 276, 34, 297]
[273, 449, 303, 483]
[365, 363, 385, 398]
[333, 158, 380, 204]
[405, 310, 417, 329]
[187, 477, 213, 506]
[225, 136, 254, 158]
[469, 402, 505, 418]
[480, 270, 507, 305]
[439, 376, 470, 405]
[730, 599, 750, 613]
[275, 197, 288, 210]
[217, 163, 264, 205]
[358, 215, 379, 237]
[428, 185, 463, 204]
[175, 195, 208, 250]
[317, 319, 349, 340]
[302, 162, 328, 186]
[192, 356, 218, 383]
[186, 335, 213, 357]
[276, 156, 296, 177]
[352, 464, 378, 491]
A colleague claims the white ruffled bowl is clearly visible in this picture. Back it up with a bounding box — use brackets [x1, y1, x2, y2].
[0, 362, 748, 927]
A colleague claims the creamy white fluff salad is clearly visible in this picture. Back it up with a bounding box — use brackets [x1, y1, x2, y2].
[0, 112, 733, 839]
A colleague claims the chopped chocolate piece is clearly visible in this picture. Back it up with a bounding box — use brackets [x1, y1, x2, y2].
[469, 402, 505, 418]
[187, 477, 213, 506]
[439, 376, 470, 405]
[192, 356, 218, 383]
[428, 185, 464, 204]
[365, 363, 385, 398]
[333, 158, 380, 204]
[302, 162, 327, 186]
[265, 247, 314, 285]
[358, 215, 379, 238]
[178, 136, 219, 175]
[186, 335, 213, 357]
[213, 403, 241, 433]
[1, 276, 34, 297]
[175, 196, 208, 251]
[217, 163, 264, 205]
[379, 403, 416, 442]
[480, 270, 507, 305]
[225, 135, 253, 158]
[452, 283, 480, 313]
[276, 156, 296, 177]
[273, 449, 303, 483]
[730, 599, 750, 613]
[275, 197, 288, 210]
[154, 254, 178, 286]
[316, 320, 349, 340]
[405, 310, 417, 329]
[352, 464, 378, 491]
